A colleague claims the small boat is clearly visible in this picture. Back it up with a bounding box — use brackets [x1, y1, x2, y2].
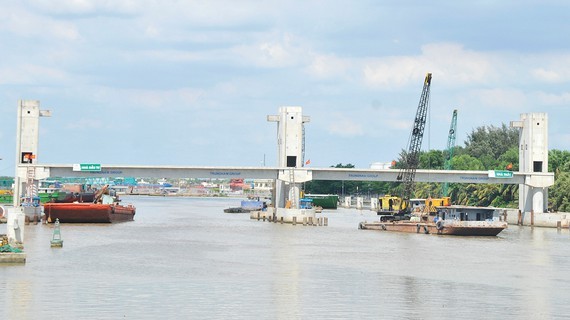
[43, 202, 136, 223]
[359, 205, 507, 236]
[223, 207, 250, 213]
[224, 197, 268, 213]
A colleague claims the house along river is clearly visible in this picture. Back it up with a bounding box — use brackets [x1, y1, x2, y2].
[1, 196, 570, 319]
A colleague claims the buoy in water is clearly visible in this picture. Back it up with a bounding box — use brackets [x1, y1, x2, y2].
[50, 218, 63, 248]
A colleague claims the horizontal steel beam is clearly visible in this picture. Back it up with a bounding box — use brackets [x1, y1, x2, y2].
[25, 164, 554, 187]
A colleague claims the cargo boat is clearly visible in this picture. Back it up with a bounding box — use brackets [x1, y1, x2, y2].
[303, 194, 338, 209]
[43, 202, 136, 223]
[359, 205, 507, 236]
[224, 197, 267, 213]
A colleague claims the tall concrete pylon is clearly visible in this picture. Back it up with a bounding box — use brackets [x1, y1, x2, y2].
[511, 113, 549, 213]
[267, 106, 310, 209]
[7, 100, 50, 245]
[13, 100, 51, 207]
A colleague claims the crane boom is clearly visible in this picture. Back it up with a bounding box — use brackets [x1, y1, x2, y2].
[396, 73, 432, 203]
[443, 109, 458, 196]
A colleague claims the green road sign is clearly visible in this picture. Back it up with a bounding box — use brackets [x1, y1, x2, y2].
[73, 163, 101, 172]
[488, 170, 513, 178]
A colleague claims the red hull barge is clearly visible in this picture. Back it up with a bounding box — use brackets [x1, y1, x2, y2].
[43, 202, 136, 223]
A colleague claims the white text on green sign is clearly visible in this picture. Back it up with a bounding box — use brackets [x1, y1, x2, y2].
[73, 164, 102, 172]
[488, 170, 513, 178]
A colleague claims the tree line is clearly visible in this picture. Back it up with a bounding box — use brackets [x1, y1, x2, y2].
[304, 124, 570, 211]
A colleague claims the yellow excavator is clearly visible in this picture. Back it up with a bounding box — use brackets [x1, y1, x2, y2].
[378, 195, 409, 214]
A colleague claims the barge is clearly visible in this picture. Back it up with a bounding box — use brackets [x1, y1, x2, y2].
[359, 205, 507, 236]
[43, 202, 136, 223]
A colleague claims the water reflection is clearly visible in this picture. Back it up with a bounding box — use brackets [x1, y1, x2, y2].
[1, 197, 569, 319]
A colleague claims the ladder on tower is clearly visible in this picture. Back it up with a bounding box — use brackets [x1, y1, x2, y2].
[25, 166, 37, 205]
[288, 168, 297, 208]
[302, 126, 306, 166]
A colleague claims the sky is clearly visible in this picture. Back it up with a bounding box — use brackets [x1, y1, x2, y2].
[1, 0, 569, 176]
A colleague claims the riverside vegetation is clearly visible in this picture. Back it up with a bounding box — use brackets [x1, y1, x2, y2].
[305, 124, 570, 211]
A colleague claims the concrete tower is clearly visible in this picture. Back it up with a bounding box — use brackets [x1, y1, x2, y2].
[511, 113, 549, 213]
[6, 100, 50, 245]
[13, 100, 51, 206]
[267, 106, 310, 208]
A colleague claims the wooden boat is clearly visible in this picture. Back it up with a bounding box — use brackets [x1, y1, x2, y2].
[43, 202, 136, 223]
[359, 205, 507, 236]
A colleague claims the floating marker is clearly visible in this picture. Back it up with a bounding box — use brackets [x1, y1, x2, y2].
[50, 219, 63, 248]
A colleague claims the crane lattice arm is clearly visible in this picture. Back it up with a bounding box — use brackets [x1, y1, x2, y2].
[443, 109, 458, 196]
[396, 73, 432, 201]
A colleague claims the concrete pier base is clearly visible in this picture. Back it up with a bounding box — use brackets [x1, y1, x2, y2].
[504, 208, 570, 228]
[250, 207, 327, 227]
[0, 252, 26, 264]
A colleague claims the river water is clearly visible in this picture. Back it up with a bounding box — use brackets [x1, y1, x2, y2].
[1, 196, 569, 319]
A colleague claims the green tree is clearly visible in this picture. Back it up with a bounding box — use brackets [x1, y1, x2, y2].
[549, 172, 570, 212]
[549, 149, 570, 176]
[497, 146, 519, 171]
[464, 124, 519, 169]
[450, 154, 485, 170]
[419, 150, 445, 169]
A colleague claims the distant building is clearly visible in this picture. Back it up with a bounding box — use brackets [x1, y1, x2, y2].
[370, 162, 393, 170]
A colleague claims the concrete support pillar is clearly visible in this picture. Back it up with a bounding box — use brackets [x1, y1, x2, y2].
[6, 207, 25, 246]
[356, 197, 363, 209]
[370, 197, 378, 211]
[344, 196, 351, 208]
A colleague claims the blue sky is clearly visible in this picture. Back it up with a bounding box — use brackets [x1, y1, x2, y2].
[1, 1, 569, 176]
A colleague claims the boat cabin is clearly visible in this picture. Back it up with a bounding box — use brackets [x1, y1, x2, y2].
[436, 205, 500, 222]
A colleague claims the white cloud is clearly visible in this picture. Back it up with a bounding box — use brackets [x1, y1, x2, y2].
[0, 64, 70, 85]
[362, 43, 498, 89]
[306, 54, 352, 79]
[66, 118, 103, 130]
[535, 91, 570, 106]
[144, 25, 160, 38]
[0, 6, 80, 41]
[327, 116, 364, 137]
[134, 49, 207, 63]
[94, 87, 205, 110]
[363, 57, 425, 88]
[27, 0, 140, 16]
[473, 88, 528, 109]
[2, 1, 570, 171]
[232, 32, 311, 68]
[532, 68, 563, 83]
